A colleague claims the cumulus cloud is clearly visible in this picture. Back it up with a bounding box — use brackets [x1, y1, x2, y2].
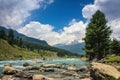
[82, 0, 120, 20]
[59, 20, 87, 45]
[1, 0, 120, 46]
[82, 0, 120, 41]
[18, 20, 86, 45]
[18, 21, 60, 45]
[82, 4, 98, 19]
[0, 0, 54, 29]
[0, 0, 86, 45]
[108, 20, 120, 40]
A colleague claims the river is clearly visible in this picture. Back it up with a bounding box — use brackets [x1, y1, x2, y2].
[0, 58, 89, 79]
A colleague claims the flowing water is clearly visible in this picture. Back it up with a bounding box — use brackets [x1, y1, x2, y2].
[0, 58, 89, 74]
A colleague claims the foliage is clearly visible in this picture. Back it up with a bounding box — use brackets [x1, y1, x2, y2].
[105, 56, 120, 62]
[102, 77, 120, 80]
[8, 29, 14, 45]
[111, 39, 120, 55]
[84, 10, 112, 60]
[0, 29, 6, 39]
[22, 40, 75, 57]
[0, 39, 41, 60]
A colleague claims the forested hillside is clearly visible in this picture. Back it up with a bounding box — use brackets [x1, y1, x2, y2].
[0, 26, 48, 45]
[0, 27, 76, 60]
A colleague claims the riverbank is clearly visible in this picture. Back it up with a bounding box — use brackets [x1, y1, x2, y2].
[2, 57, 120, 80]
[0, 58, 90, 80]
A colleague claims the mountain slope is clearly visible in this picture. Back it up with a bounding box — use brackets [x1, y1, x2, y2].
[0, 26, 48, 45]
[54, 43, 85, 55]
[0, 39, 42, 60]
[0, 26, 77, 57]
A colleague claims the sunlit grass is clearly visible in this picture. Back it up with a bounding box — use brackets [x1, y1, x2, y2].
[105, 56, 120, 62]
[0, 39, 58, 60]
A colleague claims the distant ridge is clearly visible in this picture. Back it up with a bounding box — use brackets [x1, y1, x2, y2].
[54, 42, 85, 55]
[0, 26, 48, 45]
[0, 26, 77, 57]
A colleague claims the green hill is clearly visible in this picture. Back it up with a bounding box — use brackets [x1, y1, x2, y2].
[0, 39, 57, 60]
[0, 26, 77, 59]
[0, 26, 48, 45]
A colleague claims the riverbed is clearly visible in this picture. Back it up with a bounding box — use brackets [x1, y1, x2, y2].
[0, 58, 89, 80]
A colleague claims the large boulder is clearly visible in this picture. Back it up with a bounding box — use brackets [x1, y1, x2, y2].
[2, 63, 33, 79]
[1, 75, 20, 80]
[3, 63, 20, 74]
[90, 62, 120, 80]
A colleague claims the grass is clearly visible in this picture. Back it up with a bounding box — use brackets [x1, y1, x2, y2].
[104, 55, 120, 72]
[105, 56, 120, 62]
[102, 77, 120, 80]
[0, 39, 58, 60]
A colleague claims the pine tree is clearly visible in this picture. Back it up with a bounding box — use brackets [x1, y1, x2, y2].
[8, 29, 14, 45]
[111, 39, 120, 55]
[84, 10, 112, 60]
[0, 29, 6, 40]
[19, 38, 23, 47]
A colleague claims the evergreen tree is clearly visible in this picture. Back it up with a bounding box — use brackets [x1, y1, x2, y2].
[0, 29, 6, 40]
[19, 38, 23, 47]
[15, 36, 19, 45]
[111, 39, 120, 55]
[8, 29, 14, 45]
[84, 10, 112, 60]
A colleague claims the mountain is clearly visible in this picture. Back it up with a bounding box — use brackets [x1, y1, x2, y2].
[0, 39, 42, 60]
[54, 42, 85, 55]
[0, 26, 77, 57]
[0, 26, 48, 45]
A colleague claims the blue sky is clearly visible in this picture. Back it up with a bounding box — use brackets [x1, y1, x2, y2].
[0, 0, 120, 45]
[30, 0, 93, 31]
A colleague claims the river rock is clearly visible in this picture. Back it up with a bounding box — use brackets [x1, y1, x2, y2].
[44, 68, 54, 72]
[61, 71, 76, 76]
[33, 74, 46, 80]
[63, 78, 71, 80]
[3, 63, 20, 75]
[4, 63, 12, 67]
[43, 64, 57, 68]
[23, 62, 30, 67]
[81, 78, 91, 80]
[47, 78, 54, 80]
[1, 75, 20, 80]
[24, 66, 40, 71]
[78, 66, 89, 72]
[2, 63, 33, 79]
[14, 71, 33, 79]
[67, 66, 77, 71]
[90, 62, 120, 80]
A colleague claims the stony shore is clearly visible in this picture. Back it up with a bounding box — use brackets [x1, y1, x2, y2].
[1, 60, 120, 80]
[0, 62, 91, 80]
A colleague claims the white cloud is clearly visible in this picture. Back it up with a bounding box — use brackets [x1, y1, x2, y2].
[60, 20, 87, 45]
[18, 21, 60, 45]
[82, 4, 98, 19]
[1, 0, 120, 46]
[82, 0, 120, 41]
[18, 20, 86, 45]
[0, 0, 54, 29]
[108, 20, 120, 40]
[0, 0, 86, 45]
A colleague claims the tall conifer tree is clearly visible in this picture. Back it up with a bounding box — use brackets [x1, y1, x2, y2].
[8, 29, 14, 45]
[84, 10, 112, 60]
